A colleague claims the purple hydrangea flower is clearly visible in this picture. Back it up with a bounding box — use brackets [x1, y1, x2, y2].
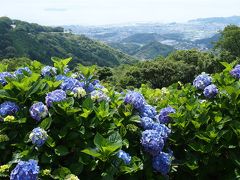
[0, 101, 19, 117]
[41, 66, 57, 77]
[193, 72, 212, 90]
[55, 75, 68, 81]
[152, 152, 172, 175]
[45, 89, 66, 107]
[0, 72, 14, 86]
[139, 104, 157, 118]
[141, 130, 165, 156]
[230, 64, 240, 78]
[90, 90, 109, 102]
[158, 106, 176, 124]
[10, 159, 39, 180]
[60, 78, 84, 92]
[29, 102, 48, 122]
[29, 127, 48, 147]
[124, 91, 146, 110]
[14, 67, 32, 76]
[203, 84, 218, 98]
[117, 150, 132, 165]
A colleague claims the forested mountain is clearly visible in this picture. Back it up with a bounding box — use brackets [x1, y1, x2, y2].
[109, 41, 174, 59]
[0, 17, 137, 67]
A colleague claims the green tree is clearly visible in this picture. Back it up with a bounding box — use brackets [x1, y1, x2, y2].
[216, 25, 240, 58]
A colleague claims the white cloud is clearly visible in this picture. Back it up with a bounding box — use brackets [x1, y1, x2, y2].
[0, 0, 240, 25]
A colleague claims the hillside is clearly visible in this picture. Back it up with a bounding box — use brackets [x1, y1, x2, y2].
[194, 33, 220, 49]
[189, 16, 240, 24]
[121, 33, 164, 44]
[109, 41, 174, 59]
[0, 17, 137, 67]
[134, 41, 175, 59]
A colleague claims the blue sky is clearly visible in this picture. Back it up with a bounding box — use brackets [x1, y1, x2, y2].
[1, 0, 240, 25]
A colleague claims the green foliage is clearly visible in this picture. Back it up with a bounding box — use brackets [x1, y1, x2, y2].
[0, 58, 161, 179]
[140, 62, 240, 179]
[0, 57, 32, 71]
[216, 25, 240, 58]
[110, 41, 174, 59]
[0, 17, 137, 67]
[108, 50, 224, 89]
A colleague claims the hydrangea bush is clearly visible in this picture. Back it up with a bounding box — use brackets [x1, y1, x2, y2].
[2, 57, 240, 179]
[140, 62, 240, 179]
[0, 58, 172, 179]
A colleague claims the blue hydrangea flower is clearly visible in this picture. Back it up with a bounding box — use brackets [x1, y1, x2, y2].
[141, 130, 165, 156]
[139, 104, 157, 118]
[10, 159, 39, 180]
[41, 66, 57, 77]
[152, 123, 171, 141]
[0, 72, 14, 86]
[152, 152, 172, 175]
[141, 117, 156, 130]
[64, 67, 70, 74]
[141, 118, 171, 140]
[94, 83, 105, 90]
[55, 75, 68, 81]
[90, 90, 109, 102]
[60, 78, 84, 92]
[230, 64, 240, 78]
[29, 127, 48, 147]
[85, 82, 95, 92]
[45, 89, 66, 107]
[75, 73, 85, 81]
[92, 80, 105, 89]
[92, 80, 100, 85]
[203, 84, 218, 98]
[193, 72, 212, 90]
[158, 106, 176, 124]
[14, 67, 32, 76]
[0, 101, 19, 117]
[117, 150, 132, 165]
[29, 102, 48, 122]
[124, 91, 146, 110]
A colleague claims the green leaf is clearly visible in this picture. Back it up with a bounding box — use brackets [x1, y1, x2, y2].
[80, 108, 92, 118]
[0, 90, 17, 101]
[52, 57, 72, 74]
[39, 117, 52, 130]
[52, 167, 71, 179]
[195, 133, 211, 143]
[82, 98, 94, 109]
[46, 136, 56, 148]
[94, 133, 108, 150]
[93, 132, 122, 156]
[129, 115, 141, 123]
[54, 146, 69, 156]
[81, 148, 101, 158]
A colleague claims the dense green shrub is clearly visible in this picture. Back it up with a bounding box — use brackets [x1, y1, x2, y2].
[140, 62, 240, 179]
[0, 58, 173, 179]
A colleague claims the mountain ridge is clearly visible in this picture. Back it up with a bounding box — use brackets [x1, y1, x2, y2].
[0, 17, 137, 67]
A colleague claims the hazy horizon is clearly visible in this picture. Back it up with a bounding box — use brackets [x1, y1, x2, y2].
[1, 0, 240, 26]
